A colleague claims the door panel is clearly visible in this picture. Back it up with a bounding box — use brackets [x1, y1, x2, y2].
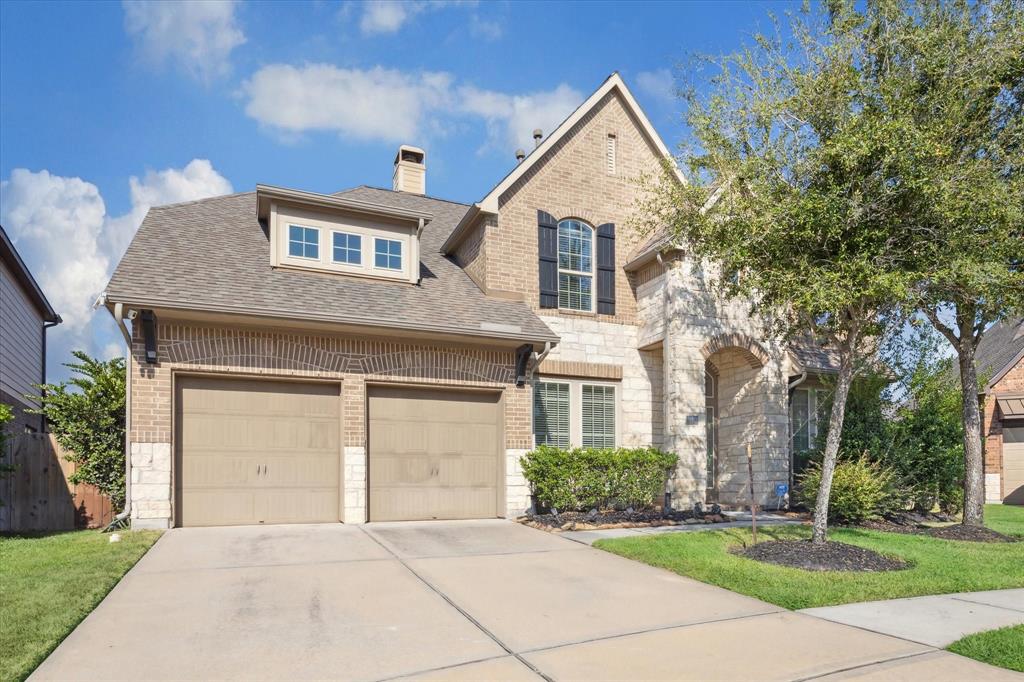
[368, 386, 501, 521]
[176, 376, 341, 527]
[1004, 424, 1024, 505]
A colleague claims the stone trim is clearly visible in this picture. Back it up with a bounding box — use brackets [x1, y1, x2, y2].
[536, 359, 623, 380]
[701, 332, 770, 369]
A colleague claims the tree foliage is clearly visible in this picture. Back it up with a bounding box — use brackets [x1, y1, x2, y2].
[31, 352, 126, 510]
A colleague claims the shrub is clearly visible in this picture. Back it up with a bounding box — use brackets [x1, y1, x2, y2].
[520, 445, 677, 512]
[798, 455, 898, 524]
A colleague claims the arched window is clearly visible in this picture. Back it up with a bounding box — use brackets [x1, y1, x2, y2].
[557, 219, 594, 311]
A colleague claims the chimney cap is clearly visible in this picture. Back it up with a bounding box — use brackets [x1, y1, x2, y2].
[394, 144, 425, 165]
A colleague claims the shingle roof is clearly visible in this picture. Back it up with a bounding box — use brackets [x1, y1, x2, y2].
[977, 316, 1024, 389]
[788, 338, 842, 375]
[106, 186, 557, 344]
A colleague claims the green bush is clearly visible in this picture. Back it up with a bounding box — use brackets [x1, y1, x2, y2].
[798, 455, 899, 524]
[520, 445, 677, 512]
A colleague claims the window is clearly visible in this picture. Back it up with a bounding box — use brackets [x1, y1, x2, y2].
[557, 219, 594, 311]
[374, 238, 402, 270]
[332, 232, 361, 265]
[582, 385, 615, 447]
[791, 389, 810, 452]
[534, 379, 617, 448]
[534, 382, 570, 447]
[288, 225, 319, 259]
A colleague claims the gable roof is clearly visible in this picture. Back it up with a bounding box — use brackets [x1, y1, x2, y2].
[0, 225, 61, 324]
[978, 315, 1024, 391]
[105, 187, 557, 345]
[441, 72, 686, 255]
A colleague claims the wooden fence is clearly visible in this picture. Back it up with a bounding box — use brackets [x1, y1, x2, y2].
[0, 433, 114, 531]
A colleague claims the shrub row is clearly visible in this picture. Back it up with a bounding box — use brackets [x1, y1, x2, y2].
[520, 445, 678, 512]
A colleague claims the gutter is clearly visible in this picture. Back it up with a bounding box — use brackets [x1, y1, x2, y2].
[104, 300, 133, 530]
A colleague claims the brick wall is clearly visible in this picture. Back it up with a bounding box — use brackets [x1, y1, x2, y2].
[128, 320, 532, 527]
[483, 90, 665, 325]
[984, 354, 1024, 501]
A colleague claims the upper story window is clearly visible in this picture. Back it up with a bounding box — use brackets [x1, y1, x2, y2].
[288, 225, 319, 259]
[557, 219, 594, 311]
[332, 232, 362, 265]
[375, 238, 403, 270]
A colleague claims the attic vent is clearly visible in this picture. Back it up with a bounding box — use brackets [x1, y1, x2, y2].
[606, 134, 617, 175]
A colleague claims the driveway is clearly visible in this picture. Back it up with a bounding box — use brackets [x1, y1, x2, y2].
[32, 521, 1017, 681]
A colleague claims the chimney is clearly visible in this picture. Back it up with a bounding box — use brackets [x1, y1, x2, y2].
[393, 145, 426, 194]
[515, 148, 526, 163]
[533, 129, 543, 148]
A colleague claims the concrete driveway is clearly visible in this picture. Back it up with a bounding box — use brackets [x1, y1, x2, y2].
[32, 521, 1017, 681]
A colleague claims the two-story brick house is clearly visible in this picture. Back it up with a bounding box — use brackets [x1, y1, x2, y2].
[105, 73, 837, 529]
[978, 316, 1024, 505]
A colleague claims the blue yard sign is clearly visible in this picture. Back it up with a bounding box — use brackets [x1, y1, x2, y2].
[775, 483, 789, 498]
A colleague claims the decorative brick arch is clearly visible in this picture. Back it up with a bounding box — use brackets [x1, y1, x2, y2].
[701, 333, 769, 369]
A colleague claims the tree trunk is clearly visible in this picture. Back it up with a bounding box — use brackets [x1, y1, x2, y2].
[956, 339, 985, 526]
[811, 344, 857, 544]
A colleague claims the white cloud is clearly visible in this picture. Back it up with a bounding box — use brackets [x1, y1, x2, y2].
[243, 64, 454, 142]
[635, 68, 675, 104]
[123, 0, 245, 82]
[1, 162, 231, 380]
[358, 1, 475, 35]
[468, 15, 502, 41]
[458, 83, 583, 152]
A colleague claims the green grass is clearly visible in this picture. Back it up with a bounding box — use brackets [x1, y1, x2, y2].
[595, 504, 1024, 611]
[947, 625, 1024, 673]
[0, 530, 161, 682]
[983, 504, 1024, 538]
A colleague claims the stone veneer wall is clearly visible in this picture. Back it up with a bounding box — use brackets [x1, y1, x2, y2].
[128, 320, 532, 528]
[984, 355, 1024, 502]
[538, 315, 662, 448]
[656, 256, 791, 508]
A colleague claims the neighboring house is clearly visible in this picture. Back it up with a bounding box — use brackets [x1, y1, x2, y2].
[105, 73, 838, 530]
[978, 316, 1024, 505]
[0, 225, 61, 433]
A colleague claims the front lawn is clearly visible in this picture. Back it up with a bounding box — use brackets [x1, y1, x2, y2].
[983, 504, 1024, 538]
[947, 625, 1024, 673]
[594, 505, 1024, 610]
[0, 530, 161, 682]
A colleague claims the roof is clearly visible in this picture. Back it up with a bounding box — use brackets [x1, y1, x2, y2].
[441, 72, 686, 255]
[978, 316, 1024, 391]
[105, 187, 558, 345]
[0, 225, 61, 324]
[788, 338, 842, 375]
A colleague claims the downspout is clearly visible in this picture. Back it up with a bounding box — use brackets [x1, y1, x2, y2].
[529, 342, 552, 381]
[40, 320, 60, 433]
[105, 301, 133, 530]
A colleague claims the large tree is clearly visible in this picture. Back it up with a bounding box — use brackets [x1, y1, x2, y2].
[889, 0, 1023, 527]
[643, 0, 967, 542]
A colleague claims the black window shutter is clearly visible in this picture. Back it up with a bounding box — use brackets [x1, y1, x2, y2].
[538, 210, 559, 308]
[596, 222, 616, 315]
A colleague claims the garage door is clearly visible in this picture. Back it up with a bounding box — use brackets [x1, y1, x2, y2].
[1004, 423, 1024, 505]
[368, 386, 501, 521]
[176, 377, 341, 527]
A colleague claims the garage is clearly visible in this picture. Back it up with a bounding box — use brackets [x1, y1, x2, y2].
[175, 376, 341, 527]
[368, 386, 502, 521]
[1003, 423, 1024, 505]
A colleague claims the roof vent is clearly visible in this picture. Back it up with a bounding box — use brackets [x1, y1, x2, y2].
[393, 145, 426, 194]
[533, 129, 543, 148]
[515, 148, 526, 163]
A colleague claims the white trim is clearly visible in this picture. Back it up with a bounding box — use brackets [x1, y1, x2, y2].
[557, 219, 596, 313]
[286, 224, 321, 261]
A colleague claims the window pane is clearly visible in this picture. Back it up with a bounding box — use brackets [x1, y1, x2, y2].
[534, 382, 570, 447]
[374, 239, 402, 270]
[558, 273, 592, 311]
[791, 389, 810, 452]
[557, 220, 592, 272]
[706, 407, 716, 482]
[289, 225, 318, 259]
[582, 385, 615, 448]
[333, 232, 361, 265]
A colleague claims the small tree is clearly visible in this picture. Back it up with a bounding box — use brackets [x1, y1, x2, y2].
[644, 1, 917, 543]
[32, 352, 126, 510]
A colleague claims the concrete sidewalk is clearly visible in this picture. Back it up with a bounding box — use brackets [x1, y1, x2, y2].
[802, 589, 1024, 647]
[560, 511, 802, 545]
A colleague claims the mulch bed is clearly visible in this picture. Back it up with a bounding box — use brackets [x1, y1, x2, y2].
[858, 519, 1018, 543]
[733, 539, 909, 572]
[521, 509, 733, 532]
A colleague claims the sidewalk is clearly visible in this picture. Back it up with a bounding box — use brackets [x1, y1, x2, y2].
[560, 510, 803, 545]
[801, 589, 1024, 647]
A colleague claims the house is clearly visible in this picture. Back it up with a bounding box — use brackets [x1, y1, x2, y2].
[104, 73, 838, 529]
[979, 316, 1024, 505]
[0, 225, 61, 433]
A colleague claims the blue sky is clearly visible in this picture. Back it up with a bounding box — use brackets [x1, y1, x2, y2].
[1, 0, 790, 383]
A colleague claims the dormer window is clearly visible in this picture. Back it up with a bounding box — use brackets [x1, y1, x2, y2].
[288, 225, 319, 260]
[557, 219, 594, 311]
[375, 238, 403, 270]
[332, 232, 362, 265]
